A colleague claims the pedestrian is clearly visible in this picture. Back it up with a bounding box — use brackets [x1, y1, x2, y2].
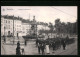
[46, 43, 50, 54]
[16, 45, 21, 55]
[21, 46, 25, 55]
[3, 35, 6, 43]
[38, 42, 41, 54]
[16, 41, 21, 55]
[41, 43, 45, 55]
[36, 38, 38, 47]
[24, 40, 27, 46]
[62, 40, 66, 50]
[52, 41, 56, 51]
[58, 39, 61, 49]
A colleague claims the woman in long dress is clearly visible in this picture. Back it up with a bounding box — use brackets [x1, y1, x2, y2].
[46, 43, 50, 54]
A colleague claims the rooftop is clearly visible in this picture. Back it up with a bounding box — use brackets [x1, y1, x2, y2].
[1, 15, 48, 26]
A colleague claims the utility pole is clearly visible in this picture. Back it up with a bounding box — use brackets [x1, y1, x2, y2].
[28, 13, 31, 35]
[36, 24, 37, 39]
[34, 16, 37, 39]
[13, 15, 14, 44]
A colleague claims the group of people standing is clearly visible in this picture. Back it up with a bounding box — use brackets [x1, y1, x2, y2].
[15, 36, 67, 55]
[36, 39, 50, 55]
[36, 36, 67, 55]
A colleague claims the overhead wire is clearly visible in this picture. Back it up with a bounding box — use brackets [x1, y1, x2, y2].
[50, 6, 77, 18]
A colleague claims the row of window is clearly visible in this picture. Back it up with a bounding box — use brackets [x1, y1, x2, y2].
[17, 25, 21, 27]
[4, 20, 21, 24]
[4, 20, 12, 24]
[4, 25, 21, 30]
[3, 20, 31, 28]
[4, 25, 28, 30]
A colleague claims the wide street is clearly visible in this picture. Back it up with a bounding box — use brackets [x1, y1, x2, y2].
[1, 37, 77, 55]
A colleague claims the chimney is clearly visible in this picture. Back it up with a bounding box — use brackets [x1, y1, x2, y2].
[33, 16, 35, 19]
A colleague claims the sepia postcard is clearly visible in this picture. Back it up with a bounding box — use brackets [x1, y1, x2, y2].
[1, 6, 77, 55]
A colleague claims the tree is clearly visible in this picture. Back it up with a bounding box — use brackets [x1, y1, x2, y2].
[48, 22, 54, 38]
[54, 18, 77, 36]
[60, 22, 66, 33]
[55, 19, 61, 34]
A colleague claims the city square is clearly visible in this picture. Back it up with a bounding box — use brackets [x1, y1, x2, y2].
[1, 6, 77, 55]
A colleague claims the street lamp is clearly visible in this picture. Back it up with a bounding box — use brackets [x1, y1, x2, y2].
[4, 26, 6, 43]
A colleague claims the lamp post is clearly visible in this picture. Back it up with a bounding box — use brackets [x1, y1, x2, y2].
[34, 17, 37, 39]
[13, 15, 14, 44]
[35, 24, 37, 39]
[4, 26, 6, 43]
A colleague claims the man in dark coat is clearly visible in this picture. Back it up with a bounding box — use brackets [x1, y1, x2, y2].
[62, 40, 66, 50]
[38, 42, 41, 54]
[41, 43, 45, 55]
[52, 41, 56, 50]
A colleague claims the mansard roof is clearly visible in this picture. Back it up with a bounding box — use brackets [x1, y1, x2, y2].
[2, 15, 22, 21]
[1, 15, 48, 26]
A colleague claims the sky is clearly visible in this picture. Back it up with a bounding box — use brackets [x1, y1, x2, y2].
[1, 6, 77, 25]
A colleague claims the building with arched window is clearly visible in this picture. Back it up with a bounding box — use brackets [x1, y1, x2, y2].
[1, 15, 50, 37]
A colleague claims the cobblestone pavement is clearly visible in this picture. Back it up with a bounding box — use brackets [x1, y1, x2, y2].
[1, 37, 77, 55]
